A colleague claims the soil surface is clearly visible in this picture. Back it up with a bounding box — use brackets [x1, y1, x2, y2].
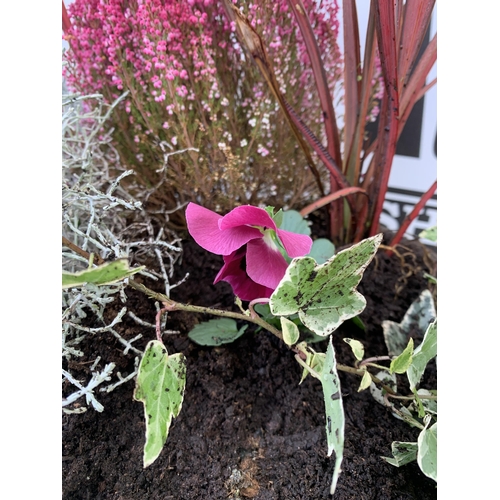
[62, 230, 437, 500]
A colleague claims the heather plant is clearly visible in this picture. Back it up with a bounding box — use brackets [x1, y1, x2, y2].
[62, 0, 348, 225]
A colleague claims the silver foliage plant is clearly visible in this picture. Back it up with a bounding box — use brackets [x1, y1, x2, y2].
[62, 88, 187, 414]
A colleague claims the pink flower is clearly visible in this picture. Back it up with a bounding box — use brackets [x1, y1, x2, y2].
[186, 203, 312, 301]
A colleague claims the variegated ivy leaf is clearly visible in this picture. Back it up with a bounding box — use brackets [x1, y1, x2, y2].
[407, 319, 437, 391]
[280, 317, 300, 346]
[382, 441, 419, 467]
[382, 290, 436, 357]
[134, 341, 186, 468]
[343, 338, 365, 361]
[358, 370, 372, 392]
[418, 421, 437, 482]
[270, 234, 382, 336]
[320, 337, 345, 496]
[390, 338, 414, 374]
[62, 258, 145, 288]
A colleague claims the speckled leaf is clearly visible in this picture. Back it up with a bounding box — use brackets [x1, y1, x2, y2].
[62, 258, 145, 288]
[382, 290, 436, 356]
[382, 441, 418, 467]
[134, 341, 186, 468]
[370, 370, 397, 407]
[418, 421, 437, 481]
[270, 234, 382, 336]
[188, 318, 248, 346]
[320, 337, 345, 495]
[407, 319, 437, 390]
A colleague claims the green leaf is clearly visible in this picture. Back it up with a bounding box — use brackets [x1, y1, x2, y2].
[382, 290, 436, 357]
[280, 317, 300, 346]
[423, 273, 437, 285]
[279, 209, 311, 235]
[390, 338, 414, 374]
[308, 238, 335, 264]
[272, 208, 283, 227]
[417, 421, 437, 481]
[264, 205, 276, 219]
[419, 226, 437, 242]
[270, 234, 382, 336]
[407, 319, 437, 390]
[320, 338, 345, 495]
[343, 338, 365, 361]
[382, 441, 418, 467]
[62, 258, 145, 288]
[350, 315, 366, 331]
[188, 318, 248, 346]
[133, 340, 186, 468]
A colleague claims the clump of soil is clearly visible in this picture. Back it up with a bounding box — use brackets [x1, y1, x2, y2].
[63, 233, 437, 500]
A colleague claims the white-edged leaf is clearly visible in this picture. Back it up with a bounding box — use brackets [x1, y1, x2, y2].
[369, 370, 397, 407]
[343, 338, 365, 361]
[407, 319, 437, 390]
[270, 234, 382, 336]
[382, 441, 418, 467]
[390, 338, 414, 374]
[320, 338, 345, 495]
[280, 317, 300, 346]
[358, 370, 372, 392]
[418, 421, 437, 481]
[188, 318, 248, 346]
[133, 340, 186, 467]
[382, 290, 436, 356]
[62, 258, 145, 288]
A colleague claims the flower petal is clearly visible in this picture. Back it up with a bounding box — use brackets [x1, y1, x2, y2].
[219, 205, 277, 232]
[186, 203, 262, 255]
[276, 229, 313, 257]
[214, 249, 273, 301]
[245, 238, 289, 289]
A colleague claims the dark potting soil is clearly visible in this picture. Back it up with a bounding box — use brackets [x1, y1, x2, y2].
[62, 232, 437, 500]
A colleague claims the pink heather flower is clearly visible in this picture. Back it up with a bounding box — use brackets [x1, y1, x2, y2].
[186, 203, 312, 301]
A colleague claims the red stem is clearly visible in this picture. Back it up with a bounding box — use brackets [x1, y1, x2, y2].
[62, 1, 71, 34]
[386, 180, 437, 254]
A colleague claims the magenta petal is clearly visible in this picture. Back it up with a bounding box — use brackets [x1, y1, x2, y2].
[186, 203, 262, 255]
[245, 239, 288, 289]
[219, 205, 277, 232]
[276, 229, 313, 257]
[214, 249, 273, 301]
